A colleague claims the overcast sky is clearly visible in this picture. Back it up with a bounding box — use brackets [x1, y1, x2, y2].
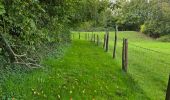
[110, 0, 116, 2]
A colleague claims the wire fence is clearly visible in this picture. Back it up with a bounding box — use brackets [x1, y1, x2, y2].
[72, 31, 170, 100]
[128, 42, 170, 100]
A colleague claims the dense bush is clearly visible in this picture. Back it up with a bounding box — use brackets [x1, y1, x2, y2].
[114, 0, 170, 38]
[157, 35, 170, 42]
[0, 0, 110, 67]
[0, 0, 76, 67]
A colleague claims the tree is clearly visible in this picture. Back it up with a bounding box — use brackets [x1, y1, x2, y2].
[113, 0, 170, 38]
[143, 0, 170, 37]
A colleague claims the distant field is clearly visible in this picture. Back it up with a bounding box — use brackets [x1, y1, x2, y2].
[75, 31, 170, 54]
[73, 31, 170, 100]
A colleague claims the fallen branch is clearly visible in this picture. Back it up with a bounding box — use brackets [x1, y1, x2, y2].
[14, 62, 42, 68]
[0, 33, 41, 69]
[15, 54, 27, 57]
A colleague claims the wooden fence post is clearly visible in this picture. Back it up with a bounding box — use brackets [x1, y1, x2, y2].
[94, 34, 96, 43]
[97, 35, 99, 46]
[125, 39, 128, 71]
[91, 33, 93, 42]
[85, 34, 86, 40]
[103, 34, 106, 49]
[166, 75, 170, 100]
[72, 34, 74, 40]
[105, 31, 109, 52]
[85, 33, 87, 40]
[122, 39, 125, 71]
[79, 32, 80, 39]
[122, 38, 128, 72]
[113, 25, 118, 59]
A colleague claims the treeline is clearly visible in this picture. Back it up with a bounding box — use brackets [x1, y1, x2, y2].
[0, 0, 109, 67]
[77, 0, 170, 38]
[1, 0, 168, 66]
[113, 0, 170, 38]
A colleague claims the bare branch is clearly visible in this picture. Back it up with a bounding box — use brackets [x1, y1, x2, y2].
[14, 62, 42, 68]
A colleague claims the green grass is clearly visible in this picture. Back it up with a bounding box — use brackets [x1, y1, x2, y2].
[73, 31, 170, 100]
[1, 31, 170, 99]
[0, 40, 150, 99]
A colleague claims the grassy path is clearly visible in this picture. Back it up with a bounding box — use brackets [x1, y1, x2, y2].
[1, 40, 149, 100]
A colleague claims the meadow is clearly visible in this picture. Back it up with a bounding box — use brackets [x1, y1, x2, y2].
[0, 31, 169, 100]
[0, 35, 148, 100]
[74, 31, 170, 100]
[1, 0, 170, 99]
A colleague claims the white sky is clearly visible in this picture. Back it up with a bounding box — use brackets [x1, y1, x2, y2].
[110, 0, 116, 3]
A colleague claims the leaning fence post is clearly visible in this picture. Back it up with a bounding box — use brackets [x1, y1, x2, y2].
[105, 31, 109, 52]
[166, 75, 170, 100]
[122, 38, 128, 72]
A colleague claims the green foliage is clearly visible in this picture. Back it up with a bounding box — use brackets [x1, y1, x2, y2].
[79, 21, 94, 31]
[0, 0, 88, 64]
[115, 0, 149, 30]
[141, 1, 170, 37]
[140, 25, 146, 33]
[71, 0, 164, 33]
[0, 1, 5, 15]
[72, 0, 110, 31]
[157, 35, 170, 42]
[114, 0, 170, 37]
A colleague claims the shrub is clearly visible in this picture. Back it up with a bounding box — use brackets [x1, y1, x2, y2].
[157, 35, 170, 42]
[140, 24, 146, 33]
